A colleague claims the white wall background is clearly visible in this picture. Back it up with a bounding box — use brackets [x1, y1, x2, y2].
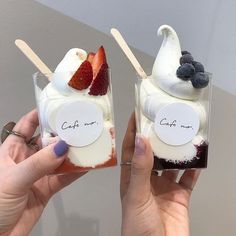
[35, 0, 236, 96]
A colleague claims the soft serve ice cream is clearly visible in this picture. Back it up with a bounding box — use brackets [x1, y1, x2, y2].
[137, 25, 211, 169]
[35, 46, 116, 174]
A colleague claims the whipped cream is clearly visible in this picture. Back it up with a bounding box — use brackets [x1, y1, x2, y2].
[51, 48, 87, 95]
[137, 25, 208, 163]
[68, 122, 113, 168]
[38, 48, 114, 168]
[140, 79, 206, 131]
[40, 83, 111, 132]
[152, 25, 201, 100]
[139, 79, 206, 162]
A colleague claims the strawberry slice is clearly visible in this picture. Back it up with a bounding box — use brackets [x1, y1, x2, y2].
[68, 60, 93, 90]
[91, 46, 107, 79]
[89, 63, 109, 96]
[87, 52, 95, 63]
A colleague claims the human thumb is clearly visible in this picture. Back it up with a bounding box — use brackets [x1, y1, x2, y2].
[128, 135, 154, 202]
[9, 140, 68, 192]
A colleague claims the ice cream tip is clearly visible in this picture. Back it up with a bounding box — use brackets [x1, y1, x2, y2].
[152, 24, 210, 101]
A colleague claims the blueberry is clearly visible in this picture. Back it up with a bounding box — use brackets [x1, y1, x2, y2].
[192, 61, 205, 73]
[180, 54, 194, 65]
[191, 72, 209, 88]
[176, 63, 195, 80]
[181, 50, 191, 55]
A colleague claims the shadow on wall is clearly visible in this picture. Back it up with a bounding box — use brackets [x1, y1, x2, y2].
[53, 194, 99, 236]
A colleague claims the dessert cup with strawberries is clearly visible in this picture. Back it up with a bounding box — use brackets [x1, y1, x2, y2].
[34, 46, 117, 174]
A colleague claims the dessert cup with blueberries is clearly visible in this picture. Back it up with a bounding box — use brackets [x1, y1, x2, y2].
[135, 25, 212, 170]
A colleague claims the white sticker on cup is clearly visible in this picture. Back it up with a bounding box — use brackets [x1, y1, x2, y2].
[55, 100, 104, 147]
[154, 103, 200, 146]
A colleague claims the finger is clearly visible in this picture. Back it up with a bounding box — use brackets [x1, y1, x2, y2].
[27, 134, 42, 156]
[120, 112, 136, 198]
[17, 135, 42, 162]
[150, 170, 160, 194]
[128, 135, 154, 202]
[179, 169, 201, 192]
[161, 170, 179, 182]
[6, 109, 39, 143]
[121, 112, 136, 161]
[7, 140, 69, 193]
[47, 172, 87, 197]
[28, 134, 41, 148]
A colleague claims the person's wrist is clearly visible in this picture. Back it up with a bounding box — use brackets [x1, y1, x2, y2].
[165, 219, 189, 236]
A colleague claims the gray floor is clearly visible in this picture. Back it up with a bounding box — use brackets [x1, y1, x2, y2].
[0, 1, 236, 235]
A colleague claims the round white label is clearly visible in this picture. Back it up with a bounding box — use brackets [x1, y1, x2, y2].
[154, 103, 200, 146]
[55, 100, 104, 147]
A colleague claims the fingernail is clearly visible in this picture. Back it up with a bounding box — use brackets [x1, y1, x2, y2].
[54, 140, 68, 157]
[135, 135, 146, 156]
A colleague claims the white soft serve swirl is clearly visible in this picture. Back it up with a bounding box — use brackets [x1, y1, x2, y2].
[51, 48, 87, 95]
[152, 25, 201, 100]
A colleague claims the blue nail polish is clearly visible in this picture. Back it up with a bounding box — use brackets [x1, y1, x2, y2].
[54, 140, 68, 157]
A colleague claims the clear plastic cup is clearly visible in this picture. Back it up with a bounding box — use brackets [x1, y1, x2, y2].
[33, 69, 117, 174]
[135, 73, 212, 170]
